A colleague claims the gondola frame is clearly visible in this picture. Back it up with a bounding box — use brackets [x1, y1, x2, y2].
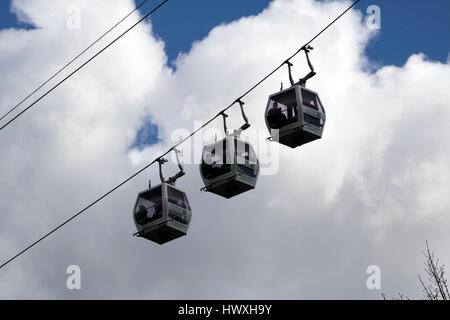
[265, 84, 326, 148]
[200, 135, 259, 199]
[133, 182, 191, 245]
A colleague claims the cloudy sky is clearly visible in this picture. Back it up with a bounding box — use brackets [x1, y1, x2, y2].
[0, 0, 449, 299]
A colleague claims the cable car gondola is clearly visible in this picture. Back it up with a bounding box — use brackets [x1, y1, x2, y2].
[133, 149, 191, 245]
[266, 46, 326, 148]
[200, 100, 259, 199]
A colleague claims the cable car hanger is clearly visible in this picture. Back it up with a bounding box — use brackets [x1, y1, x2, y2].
[134, 147, 191, 244]
[156, 148, 185, 187]
[200, 99, 259, 199]
[266, 45, 325, 148]
[220, 99, 251, 138]
[281, 45, 316, 91]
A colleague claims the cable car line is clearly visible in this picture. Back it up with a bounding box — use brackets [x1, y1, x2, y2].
[236, 0, 361, 102]
[0, 0, 169, 134]
[0, 0, 361, 271]
[0, 0, 151, 125]
[0, 157, 159, 270]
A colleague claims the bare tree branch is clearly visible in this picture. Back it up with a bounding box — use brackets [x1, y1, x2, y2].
[385, 241, 448, 300]
[418, 241, 448, 300]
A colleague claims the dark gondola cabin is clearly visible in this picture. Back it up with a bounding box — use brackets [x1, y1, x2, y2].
[133, 182, 191, 245]
[200, 136, 259, 199]
[266, 84, 325, 148]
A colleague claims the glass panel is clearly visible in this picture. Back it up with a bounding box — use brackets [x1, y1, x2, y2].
[248, 144, 258, 164]
[316, 95, 324, 113]
[235, 139, 258, 178]
[201, 139, 231, 180]
[134, 186, 163, 225]
[167, 186, 190, 210]
[316, 95, 325, 125]
[266, 88, 298, 129]
[301, 89, 320, 110]
[235, 139, 258, 165]
[304, 113, 321, 127]
[235, 138, 248, 165]
[301, 89, 324, 125]
[167, 186, 191, 225]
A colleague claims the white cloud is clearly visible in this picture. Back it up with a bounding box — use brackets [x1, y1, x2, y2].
[0, 0, 449, 299]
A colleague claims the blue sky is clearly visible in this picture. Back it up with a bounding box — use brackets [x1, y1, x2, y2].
[1, 0, 449, 66]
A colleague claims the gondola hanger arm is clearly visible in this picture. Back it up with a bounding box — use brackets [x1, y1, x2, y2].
[284, 60, 295, 87]
[165, 148, 185, 186]
[235, 99, 251, 131]
[298, 45, 316, 87]
[157, 157, 168, 184]
[281, 46, 317, 89]
[220, 111, 229, 136]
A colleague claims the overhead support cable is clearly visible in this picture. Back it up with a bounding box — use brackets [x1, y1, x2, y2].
[0, 0, 168, 134]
